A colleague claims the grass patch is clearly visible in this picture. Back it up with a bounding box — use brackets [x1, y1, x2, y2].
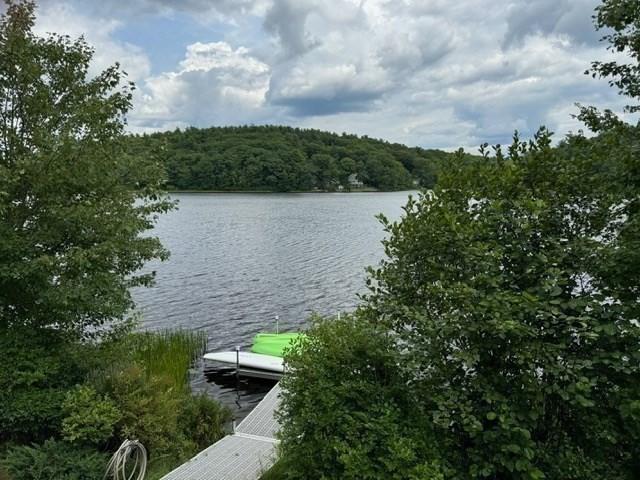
[127, 330, 207, 392]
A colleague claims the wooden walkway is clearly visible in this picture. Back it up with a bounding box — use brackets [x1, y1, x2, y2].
[161, 383, 281, 480]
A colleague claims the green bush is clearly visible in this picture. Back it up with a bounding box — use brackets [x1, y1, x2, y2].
[100, 365, 187, 460]
[363, 128, 640, 479]
[0, 324, 227, 478]
[107, 330, 235, 476]
[178, 393, 231, 451]
[278, 315, 443, 480]
[62, 386, 121, 446]
[87, 329, 226, 463]
[0, 328, 89, 443]
[2, 439, 108, 480]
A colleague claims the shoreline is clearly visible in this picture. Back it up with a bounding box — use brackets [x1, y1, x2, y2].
[167, 188, 418, 194]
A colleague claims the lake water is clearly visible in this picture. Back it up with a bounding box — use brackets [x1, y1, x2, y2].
[132, 191, 414, 419]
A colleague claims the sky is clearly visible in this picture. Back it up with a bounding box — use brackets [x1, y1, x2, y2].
[30, 0, 635, 150]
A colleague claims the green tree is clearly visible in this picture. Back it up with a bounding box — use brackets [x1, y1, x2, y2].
[363, 152, 413, 190]
[336, 156, 357, 189]
[0, 0, 172, 338]
[364, 128, 640, 479]
[311, 153, 340, 190]
[588, 0, 640, 112]
[412, 156, 438, 188]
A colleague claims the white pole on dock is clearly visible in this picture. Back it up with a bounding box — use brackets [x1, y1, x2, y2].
[235, 346, 241, 408]
[275, 315, 279, 335]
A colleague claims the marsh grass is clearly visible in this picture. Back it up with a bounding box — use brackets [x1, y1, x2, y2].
[127, 330, 207, 391]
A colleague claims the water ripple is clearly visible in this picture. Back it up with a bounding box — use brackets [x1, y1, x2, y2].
[131, 192, 413, 419]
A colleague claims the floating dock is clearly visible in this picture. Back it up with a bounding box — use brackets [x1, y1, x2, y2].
[161, 382, 282, 480]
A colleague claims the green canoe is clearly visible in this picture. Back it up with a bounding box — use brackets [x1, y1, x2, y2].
[250, 333, 302, 357]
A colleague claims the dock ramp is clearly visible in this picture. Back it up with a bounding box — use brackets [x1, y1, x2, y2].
[161, 382, 281, 480]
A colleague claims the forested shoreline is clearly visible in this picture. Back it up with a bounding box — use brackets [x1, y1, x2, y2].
[125, 126, 466, 192]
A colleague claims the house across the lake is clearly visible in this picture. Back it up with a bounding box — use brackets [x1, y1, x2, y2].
[348, 173, 364, 189]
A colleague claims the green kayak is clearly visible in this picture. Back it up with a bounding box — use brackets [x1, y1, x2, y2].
[250, 332, 302, 357]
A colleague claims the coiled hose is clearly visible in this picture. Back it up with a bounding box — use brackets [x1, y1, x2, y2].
[103, 439, 147, 480]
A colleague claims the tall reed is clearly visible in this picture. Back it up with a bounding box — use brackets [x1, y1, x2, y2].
[127, 330, 207, 392]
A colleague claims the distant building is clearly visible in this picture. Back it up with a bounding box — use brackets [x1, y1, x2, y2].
[348, 173, 364, 188]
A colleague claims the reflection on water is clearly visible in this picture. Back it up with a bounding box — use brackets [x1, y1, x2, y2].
[202, 365, 277, 423]
[133, 191, 415, 420]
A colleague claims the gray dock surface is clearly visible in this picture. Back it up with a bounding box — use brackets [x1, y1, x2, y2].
[161, 383, 281, 480]
[235, 383, 280, 439]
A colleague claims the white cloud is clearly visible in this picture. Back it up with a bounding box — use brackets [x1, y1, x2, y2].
[503, 0, 601, 48]
[131, 42, 270, 130]
[262, 0, 458, 115]
[30, 0, 635, 148]
[34, 2, 151, 83]
[264, 0, 319, 58]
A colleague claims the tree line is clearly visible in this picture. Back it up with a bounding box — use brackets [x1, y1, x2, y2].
[124, 126, 463, 192]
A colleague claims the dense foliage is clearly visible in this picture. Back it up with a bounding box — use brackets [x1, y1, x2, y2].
[125, 126, 460, 192]
[362, 125, 640, 479]
[277, 0, 640, 478]
[588, 0, 640, 112]
[3, 440, 110, 480]
[278, 315, 443, 480]
[61, 385, 122, 446]
[279, 125, 640, 480]
[0, 328, 90, 444]
[0, 3, 230, 480]
[0, 327, 231, 479]
[0, 0, 172, 338]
